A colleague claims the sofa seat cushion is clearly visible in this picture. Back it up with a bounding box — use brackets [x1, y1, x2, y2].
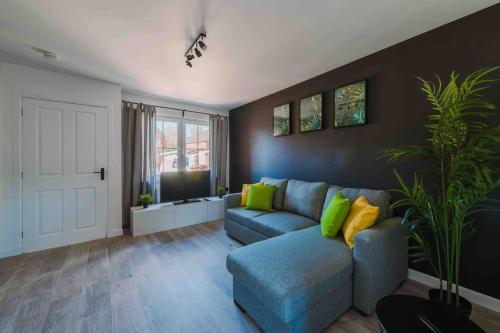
[227, 225, 353, 323]
[250, 211, 317, 237]
[226, 207, 269, 227]
[283, 180, 328, 221]
[261, 177, 288, 210]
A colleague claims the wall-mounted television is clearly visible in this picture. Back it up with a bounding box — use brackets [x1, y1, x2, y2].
[160, 171, 210, 203]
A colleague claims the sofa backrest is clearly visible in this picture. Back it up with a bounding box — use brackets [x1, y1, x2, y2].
[321, 185, 391, 222]
[260, 177, 288, 210]
[283, 179, 328, 221]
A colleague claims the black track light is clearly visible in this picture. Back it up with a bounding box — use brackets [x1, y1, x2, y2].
[183, 32, 207, 66]
[198, 40, 207, 51]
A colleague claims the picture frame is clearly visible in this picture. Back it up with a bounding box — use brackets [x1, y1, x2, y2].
[334, 80, 367, 128]
[273, 103, 291, 136]
[299, 93, 323, 133]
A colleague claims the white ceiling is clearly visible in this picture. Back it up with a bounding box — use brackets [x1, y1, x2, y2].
[0, 0, 497, 110]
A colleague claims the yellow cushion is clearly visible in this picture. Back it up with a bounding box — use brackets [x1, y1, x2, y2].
[241, 182, 262, 206]
[341, 195, 380, 248]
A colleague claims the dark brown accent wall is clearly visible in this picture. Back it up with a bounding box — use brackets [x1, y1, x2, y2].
[229, 4, 500, 299]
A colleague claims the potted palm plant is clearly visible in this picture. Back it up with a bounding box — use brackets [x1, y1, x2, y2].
[380, 66, 500, 318]
[138, 193, 154, 209]
[216, 186, 228, 198]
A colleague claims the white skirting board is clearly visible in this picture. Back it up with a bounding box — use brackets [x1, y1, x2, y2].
[0, 246, 22, 259]
[408, 268, 500, 313]
[107, 228, 124, 238]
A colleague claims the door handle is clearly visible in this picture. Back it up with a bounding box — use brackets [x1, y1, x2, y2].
[93, 168, 105, 180]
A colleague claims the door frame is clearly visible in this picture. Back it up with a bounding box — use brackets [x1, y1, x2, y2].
[11, 90, 114, 254]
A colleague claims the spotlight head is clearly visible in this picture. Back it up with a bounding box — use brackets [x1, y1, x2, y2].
[198, 40, 207, 51]
[185, 60, 192, 68]
[186, 54, 194, 61]
[194, 48, 202, 57]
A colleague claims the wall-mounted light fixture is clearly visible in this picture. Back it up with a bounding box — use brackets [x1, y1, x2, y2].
[184, 32, 206, 68]
[31, 47, 59, 60]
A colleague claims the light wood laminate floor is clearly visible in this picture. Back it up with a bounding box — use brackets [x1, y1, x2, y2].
[0, 220, 499, 333]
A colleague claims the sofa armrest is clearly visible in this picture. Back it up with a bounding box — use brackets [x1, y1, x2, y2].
[224, 192, 242, 211]
[352, 217, 408, 314]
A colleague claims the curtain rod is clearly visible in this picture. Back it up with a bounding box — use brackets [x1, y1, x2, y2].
[122, 100, 228, 118]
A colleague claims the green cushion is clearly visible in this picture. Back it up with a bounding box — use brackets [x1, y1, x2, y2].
[245, 184, 275, 212]
[320, 192, 350, 238]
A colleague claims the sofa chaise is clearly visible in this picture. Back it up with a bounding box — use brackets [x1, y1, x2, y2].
[225, 177, 408, 333]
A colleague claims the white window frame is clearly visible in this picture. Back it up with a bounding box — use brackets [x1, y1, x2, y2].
[182, 118, 210, 172]
[155, 116, 210, 200]
[156, 116, 182, 174]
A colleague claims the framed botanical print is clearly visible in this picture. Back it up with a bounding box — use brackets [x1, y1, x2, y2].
[334, 80, 367, 128]
[299, 93, 322, 132]
[273, 103, 291, 136]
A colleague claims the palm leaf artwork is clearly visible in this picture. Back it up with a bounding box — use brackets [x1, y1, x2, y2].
[273, 104, 290, 136]
[335, 80, 366, 127]
[300, 94, 322, 132]
[306, 114, 321, 130]
[274, 120, 289, 136]
[379, 66, 500, 306]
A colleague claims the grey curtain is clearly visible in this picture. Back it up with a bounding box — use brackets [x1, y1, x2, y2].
[122, 102, 157, 226]
[209, 115, 229, 195]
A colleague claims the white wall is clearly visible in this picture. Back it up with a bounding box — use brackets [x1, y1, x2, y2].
[0, 65, 231, 258]
[0, 63, 123, 258]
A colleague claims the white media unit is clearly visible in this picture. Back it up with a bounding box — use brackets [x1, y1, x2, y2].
[130, 197, 224, 237]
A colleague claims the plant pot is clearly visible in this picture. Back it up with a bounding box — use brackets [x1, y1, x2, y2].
[142, 202, 149, 209]
[218, 194, 224, 199]
[428, 289, 472, 319]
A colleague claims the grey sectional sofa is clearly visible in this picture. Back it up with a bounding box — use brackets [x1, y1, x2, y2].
[225, 178, 408, 333]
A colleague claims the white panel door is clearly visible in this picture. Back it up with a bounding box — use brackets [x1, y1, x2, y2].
[22, 98, 108, 252]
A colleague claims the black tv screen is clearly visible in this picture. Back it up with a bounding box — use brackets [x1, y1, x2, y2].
[160, 171, 210, 202]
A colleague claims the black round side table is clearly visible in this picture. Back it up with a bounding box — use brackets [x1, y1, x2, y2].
[376, 295, 484, 333]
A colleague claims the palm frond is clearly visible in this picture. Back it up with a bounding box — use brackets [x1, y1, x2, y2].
[380, 66, 500, 302]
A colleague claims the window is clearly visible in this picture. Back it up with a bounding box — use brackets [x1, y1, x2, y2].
[156, 119, 179, 173]
[155, 117, 210, 175]
[185, 123, 210, 171]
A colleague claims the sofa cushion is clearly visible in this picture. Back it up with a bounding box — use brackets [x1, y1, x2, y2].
[260, 177, 288, 210]
[241, 182, 262, 206]
[321, 185, 344, 216]
[225, 219, 269, 244]
[226, 207, 269, 227]
[342, 195, 380, 248]
[322, 186, 391, 222]
[246, 184, 275, 211]
[283, 180, 328, 221]
[227, 225, 353, 323]
[251, 211, 317, 237]
[321, 192, 351, 239]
